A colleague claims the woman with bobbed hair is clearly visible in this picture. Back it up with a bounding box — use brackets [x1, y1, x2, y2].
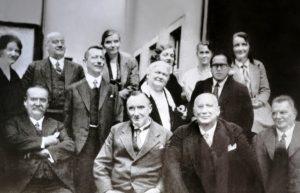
[140, 44, 184, 106]
[231, 31, 273, 133]
[0, 34, 24, 183]
[101, 29, 139, 100]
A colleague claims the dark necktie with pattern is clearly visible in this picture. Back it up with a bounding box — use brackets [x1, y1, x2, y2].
[55, 61, 62, 74]
[212, 82, 220, 99]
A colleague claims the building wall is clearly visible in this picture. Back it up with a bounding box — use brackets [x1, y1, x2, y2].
[124, 0, 203, 80]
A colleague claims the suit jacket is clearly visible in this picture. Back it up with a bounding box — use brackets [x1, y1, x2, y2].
[188, 76, 254, 141]
[164, 119, 264, 193]
[3, 114, 75, 193]
[253, 123, 300, 193]
[64, 78, 123, 154]
[93, 121, 172, 193]
[103, 52, 139, 92]
[22, 58, 85, 109]
[231, 59, 270, 103]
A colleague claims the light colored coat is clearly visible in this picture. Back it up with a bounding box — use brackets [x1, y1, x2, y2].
[93, 121, 172, 193]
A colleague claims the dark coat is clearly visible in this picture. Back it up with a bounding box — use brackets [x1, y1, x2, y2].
[164, 119, 264, 193]
[188, 76, 254, 141]
[3, 115, 75, 193]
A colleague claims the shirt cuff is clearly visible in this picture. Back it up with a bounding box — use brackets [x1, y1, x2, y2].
[41, 137, 45, 149]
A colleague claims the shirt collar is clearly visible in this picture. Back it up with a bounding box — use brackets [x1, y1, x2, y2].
[213, 76, 228, 87]
[199, 121, 217, 137]
[49, 57, 64, 69]
[85, 73, 102, 89]
[276, 124, 295, 140]
[132, 119, 152, 131]
[235, 59, 250, 68]
[29, 116, 45, 130]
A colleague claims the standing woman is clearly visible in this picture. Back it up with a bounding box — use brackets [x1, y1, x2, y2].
[231, 31, 273, 133]
[140, 44, 184, 106]
[0, 34, 24, 183]
[101, 29, 139, 100]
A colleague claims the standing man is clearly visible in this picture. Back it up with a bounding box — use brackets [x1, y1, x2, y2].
[94, 91, 172, 193]
[164, 93, 264, 193]
[3, 86, 75, 193]
[64, 45, 123, 193]
[22, 32, 84, 121]
[188, 52, 254, 141]
[254, 95, 300, 193]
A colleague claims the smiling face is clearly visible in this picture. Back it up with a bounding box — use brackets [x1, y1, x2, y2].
[233, 36, 250, 62]
[272, 101, 296, 132]
[46, 33, 66, 59]
[103, 33, 120, 56]
[1, 41, 21, 65]
[147, 62, 171, 91]
[197, 44, 212, 66]
[85, 48, 105, 77]
[24, 87, 49, 120]
[193, 93, 220, 128]
[127, 93, 152, 128]
[159, 48, 175, 65]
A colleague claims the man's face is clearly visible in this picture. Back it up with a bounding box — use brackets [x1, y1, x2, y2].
[147, 63, 170, 91]
[103, 33, 120, 56]
[211, 55, 230, 81]
[193, 93, 220, 127]
[86, 48, 105, 76]
[272, 101, 296, 131]
[24, 87, 49, 120]
[46, 33, 66, 59]
[127, 94, 152, 128]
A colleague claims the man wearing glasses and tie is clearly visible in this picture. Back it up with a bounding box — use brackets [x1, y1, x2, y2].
[188, 52, 254, 142]
[94, 91, 172, 193]
[22, 32, 85, 122]
[64, 45, 123, 193]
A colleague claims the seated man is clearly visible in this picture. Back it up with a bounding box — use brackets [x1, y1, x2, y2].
[3, 86, 75, 193]
[164, 93, 264, 193]
[94, 91, 172, 193]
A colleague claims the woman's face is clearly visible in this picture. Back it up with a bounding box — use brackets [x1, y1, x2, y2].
[197, 45, 212, 66]
[1, 41, 21, 65]
[103, 33, 120, 56]
[159, 48, 175, 65]
[233, 36, 250, 61]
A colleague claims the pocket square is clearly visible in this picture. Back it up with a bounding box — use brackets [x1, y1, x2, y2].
[110, 94, 114, 98]
[228, 143, 237, 152]
[158, 145, 165, 149]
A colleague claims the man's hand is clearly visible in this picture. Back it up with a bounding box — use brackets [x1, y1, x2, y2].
[106, 190, 124, 193]
[33, 149, 50, 158]
[144, 188, 161, 193]
[252, 98, 264, 108]
[119, 89, 130, 100]
[43, 132, 60, 146]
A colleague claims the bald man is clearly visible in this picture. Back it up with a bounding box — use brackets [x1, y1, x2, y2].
[164, 93, 264, 193]
[22, 32, 84, 121]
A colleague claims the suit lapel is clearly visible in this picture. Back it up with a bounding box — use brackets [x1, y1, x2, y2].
[98, 79, 109, 110]
[64, 60, 72, 87]
[248, 63, 259, 93]
[203, 78, 213, 92]
[119, 54, 128, 86]
[288, 123, 300, 157]
[119, 123, 136, 159]
[77, 80, 91, 112]
[232, 65, 244, 83]
[21, 115, 39, 136]
[135, 122, 160, 160]
[218, 77, 231, 105]
[41, 117, 57, 136]
[43, 59, 52, 92]
[265, 127, 277, 160]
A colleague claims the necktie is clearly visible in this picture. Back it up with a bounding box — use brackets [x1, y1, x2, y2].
[93, 79, 98, 88]
[267, 133, 288, 193]
[241, 65, 252, 97]
[34, 122, 42, 136]
[202, 133, 212, 147]
[212, 82, 219, 99]
[55, 61, 62, 74]
[133, 129, 142, 153]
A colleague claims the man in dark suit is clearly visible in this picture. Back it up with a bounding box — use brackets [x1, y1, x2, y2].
[22, 32, 84, 121]
[254, 95, 300, 193]
[64, 45, 123, 193]
[3, 86, 75, 193]
[188, 52, 254, 141]
[94, 91, 172, 193]
[164, 93, 264, 193]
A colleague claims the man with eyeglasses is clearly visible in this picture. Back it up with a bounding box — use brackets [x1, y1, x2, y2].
[22, 32, 85, 122]
[188, 52, 254, 141]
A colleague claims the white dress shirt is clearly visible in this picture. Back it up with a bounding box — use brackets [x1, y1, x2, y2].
[276, 124, 295, 149]
[212, 76, 228, 98]
[133, 119, 151, 147]
[110, 61, 118, 80]
[49, 57, 64, 70]
[235, 59, 250, 75]
[85, 73, 102, 89]
[199, 122, 217, 147]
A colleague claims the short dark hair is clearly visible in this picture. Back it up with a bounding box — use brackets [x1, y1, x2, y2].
[272, 95, 298, 116]
[100, 29, 121, 46]
[0, 34, 23, 54]
[211, 51, 231, 66]
[232, 31, 254, 63]
[24, 85, 49, 101]
[84, 45, 104, 60]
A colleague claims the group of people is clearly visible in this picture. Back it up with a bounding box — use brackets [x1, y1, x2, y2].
[0, 29, 298, 193]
